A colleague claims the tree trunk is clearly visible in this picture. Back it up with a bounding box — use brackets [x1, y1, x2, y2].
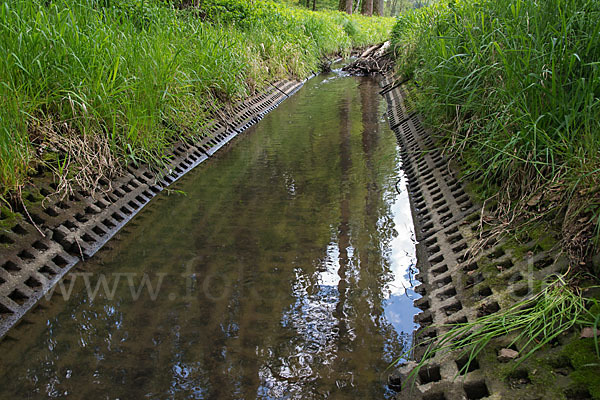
[361, 0, 372, 15]
[312, 0, 316, 11]
[373, 0, 383, 15]
[338, 0, 352, 13]
[390, 0, 398, 16]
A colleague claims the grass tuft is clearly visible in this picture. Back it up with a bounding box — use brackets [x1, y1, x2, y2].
[397, 274, 599, 389]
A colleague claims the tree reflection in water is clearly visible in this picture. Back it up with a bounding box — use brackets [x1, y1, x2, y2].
[0, 72, 420, 400]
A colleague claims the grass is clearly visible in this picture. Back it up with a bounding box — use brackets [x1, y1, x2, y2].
[0, 0, 394, 198]
[398, 274, 600, 389]
[387, 1, 600, 392]
[390, 0, 600, 260]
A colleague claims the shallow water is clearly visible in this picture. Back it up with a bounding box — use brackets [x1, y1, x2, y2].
[0, 73, 420, 399]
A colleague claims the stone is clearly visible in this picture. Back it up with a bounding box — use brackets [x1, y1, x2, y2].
[497, 348, 519, 362]
[580, 327, 596, 339]
[387, 361, 418, 392]
[387, 370, 403, 392]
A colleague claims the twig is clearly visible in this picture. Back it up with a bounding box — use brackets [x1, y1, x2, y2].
[18, 186, 46, 237]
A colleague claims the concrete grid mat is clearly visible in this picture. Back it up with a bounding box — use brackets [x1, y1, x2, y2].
[379, 74, 572, 400]
[0, 79, 305, 339]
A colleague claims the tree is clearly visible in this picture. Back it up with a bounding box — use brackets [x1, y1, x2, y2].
[338, 0, 353, 13]
[390, 0, 399, 16]
[361, 0, 373, 15]
[373, 0, 383, 15]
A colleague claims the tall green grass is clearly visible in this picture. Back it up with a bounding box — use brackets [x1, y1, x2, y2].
[0, 0, 394, 195]
[391, 0, 600, 250]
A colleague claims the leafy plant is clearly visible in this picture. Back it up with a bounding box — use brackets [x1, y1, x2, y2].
[390, 0, 600, 255]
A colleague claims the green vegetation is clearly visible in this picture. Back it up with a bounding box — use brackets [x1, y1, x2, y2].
[564, 334, 600, 399]
[0, 0, 393, 197]
[390, 0, 600, 257]
[390, 0, 600, 392]
[400, 275, 599, 390]
[277, 0, 408, 17]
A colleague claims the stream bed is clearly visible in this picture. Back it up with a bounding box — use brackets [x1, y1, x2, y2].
[0, 72, 420, 399]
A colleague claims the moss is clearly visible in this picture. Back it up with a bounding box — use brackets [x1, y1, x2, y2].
[20, 189, 44, 208]
[588, 303, 600, 320]
[477, 340, 566, 399]
[477, 335, 592, 399]
[565, 338, 599, 369]
[0, 206, 20, 230]
[462, 284, 476, 307]
[570, 370, 600, 399]
[524, 351, 575, 400]
[562, 338, 600, 399]
[440, 275, 598, 398]
[465, 211, 481, 223]
[477, 259, 504, 287]
[465, 180, 487, 203]
[528, 225, 559, 252]
[501, 238, 530, 262]
[495, 221, 561, 263]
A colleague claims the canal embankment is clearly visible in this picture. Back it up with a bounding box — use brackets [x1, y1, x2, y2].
[381, 76, 600, 400]
[0, 0, 394, 340]
[0, 79, 303, 339]
[0, 71, 420, 399]
[384, 0, 600, 397]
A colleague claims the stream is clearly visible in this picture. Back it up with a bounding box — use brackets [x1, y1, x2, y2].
[0, 71, 420, 399]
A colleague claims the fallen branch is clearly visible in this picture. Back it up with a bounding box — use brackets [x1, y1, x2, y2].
[343, 41, 393, 76]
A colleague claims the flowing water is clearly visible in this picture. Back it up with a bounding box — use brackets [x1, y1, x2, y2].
[0, 73, 420, 399]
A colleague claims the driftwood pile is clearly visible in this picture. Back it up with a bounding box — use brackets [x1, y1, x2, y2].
[342, 41, 393, 75]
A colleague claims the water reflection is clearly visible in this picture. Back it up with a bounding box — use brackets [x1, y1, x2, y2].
[0, 73, 419, 399]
